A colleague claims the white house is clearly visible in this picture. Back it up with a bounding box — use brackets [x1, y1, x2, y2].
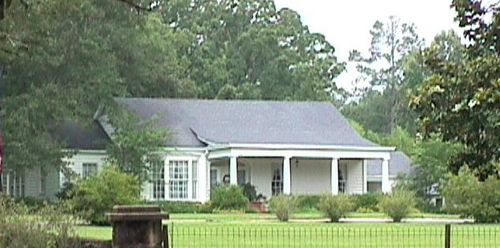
[1, 98, 413, 202]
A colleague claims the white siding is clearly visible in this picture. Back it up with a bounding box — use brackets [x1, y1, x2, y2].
[45, 166, 60, 200]
[291, 158, 331, 195]
[245, 158, 281, 198]
[344, 160, 364, 194]
[22, 165, 60, 200]
[62, 153, 107, 185]
[23, 167, 41, 198]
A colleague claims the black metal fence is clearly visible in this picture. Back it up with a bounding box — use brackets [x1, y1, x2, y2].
[165, 223, 500, 248]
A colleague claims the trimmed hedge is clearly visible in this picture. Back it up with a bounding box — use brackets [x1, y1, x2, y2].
[294, 195, 321, 211]
[152, 201, 213, 214]
[211, 185, 249, 210]
[352, 193, 382, 212]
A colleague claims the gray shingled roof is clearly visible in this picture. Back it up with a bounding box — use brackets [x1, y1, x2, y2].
[115, 98, 378, 147]
[367, 151, 413, 177]
[54, 120, 110, 150]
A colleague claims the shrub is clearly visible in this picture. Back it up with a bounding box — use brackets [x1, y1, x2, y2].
[318, 194, 355, 222]
[294, 195, 321, 211]
[70, 165, 141, 225]
[443, 168, 500, 223]
[0, 195, 78, 248]
[154, 201, 213, 213]
[269, 195, 295, 222]
[56, 181, 76, 200]
[352, 193, 382, 212]
[241, 183, 257, 202]
[211, 185, 249, 210]
[378, 190, 416, 222]
[15, 197, 49, 213]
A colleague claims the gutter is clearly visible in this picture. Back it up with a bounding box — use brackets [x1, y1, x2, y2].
[207, 143, 396, 152]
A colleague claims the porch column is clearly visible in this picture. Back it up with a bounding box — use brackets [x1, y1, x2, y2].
[229, 156, 237, 185]
[331, 158, 339, 195]
[205, 159, 211, 202]
[381, 159, 390, 193]
[283, 156, 291, 195]
[198, 155, 208, 203]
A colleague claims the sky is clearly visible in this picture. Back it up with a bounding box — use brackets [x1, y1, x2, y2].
[273, 0, 462, 91]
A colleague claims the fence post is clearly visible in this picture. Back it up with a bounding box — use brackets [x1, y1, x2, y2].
[444, 224, 451, 248]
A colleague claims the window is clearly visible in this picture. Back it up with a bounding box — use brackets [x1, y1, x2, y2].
[237, 170, 246, 185]
[191, 160, 197, 199]
[271, 166, 283, 196]
[338, 164, 347, 193]
[367, 182, 382, 193]
[1, 172, 6, 194]
[210, 169, 218, 188]
[151, 160, 165, 200]
[168, 160, 189, 199]
[15, 172, 25, 198]
[82, 163, 98, 179]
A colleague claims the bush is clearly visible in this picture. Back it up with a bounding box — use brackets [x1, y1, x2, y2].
[269, 195, 295, 222]
[56, 181, 76, 200]
[154, 201, 213, 213]
[15, 197, 49, 213]
[211, 185, 249, 210]
[0, 195, 78, 248]
[352, 193, 382, 212]
[378, 190, 416, 222]
[241, 183, 257, 202]
[318, 194, 355, 222]
[70, 165, 141, 225]
[443, 168, 500, 223]
[294, 195, 321, 211]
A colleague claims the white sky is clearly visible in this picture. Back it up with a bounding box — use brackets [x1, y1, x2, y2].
[273, 0, 462, 91]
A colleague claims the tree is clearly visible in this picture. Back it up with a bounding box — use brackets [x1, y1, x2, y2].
[105, 111, 168, 181]
[349, 16, 424, 134]
[411, 0, 499, 179]
[0, 0, 174, 174]
[163, 0, 346, 101]
[0, 0, 159, 20]
[399, 138, 462, 204]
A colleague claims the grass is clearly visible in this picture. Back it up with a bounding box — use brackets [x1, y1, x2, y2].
[75, 223, 500, 248]
[74, 212, 498, 247]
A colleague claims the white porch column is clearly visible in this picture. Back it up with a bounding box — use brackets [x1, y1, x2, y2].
[203, 158, 211, 203]
[283, 156, 291, 195]
[198, 155, 208, 203]
[331, 158, 339, 195]
[229, 156, 238, 185]
[6, 172, 10, 195]
[382, 159, 391, 193]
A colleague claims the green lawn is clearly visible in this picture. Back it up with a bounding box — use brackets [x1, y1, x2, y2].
[75, 223, 500, 248]
[74, 213, 499, 247]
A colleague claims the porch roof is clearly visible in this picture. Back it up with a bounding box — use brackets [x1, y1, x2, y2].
[115, 98, 383, 149]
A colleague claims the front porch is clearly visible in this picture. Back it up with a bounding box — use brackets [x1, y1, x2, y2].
[206, 146, 392, 200]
